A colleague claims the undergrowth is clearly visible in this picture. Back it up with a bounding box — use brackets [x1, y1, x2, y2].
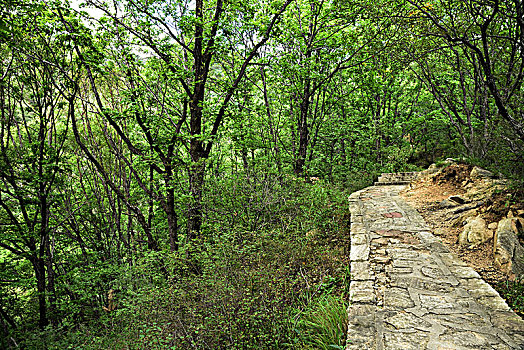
[17, 173, 353, 349]
[497, 278, 524, 317]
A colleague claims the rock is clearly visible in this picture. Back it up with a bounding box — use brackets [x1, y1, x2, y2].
[440, 195, 467, 208]
[470, 166, 495, 180]
[434, 228, 446, 236]
[449, 195, 466, 204]
[458, 216, 493, 245]
[517, 209, 524, 217]
[507, 210, 515, 218]
[452, 209, 478, 227]
[488, 222, 498, 230]
[493, 218, 524, 279]
[440, 199, 459, 208]
[453, 201, 484, 214]
[427, 163, 439, 173]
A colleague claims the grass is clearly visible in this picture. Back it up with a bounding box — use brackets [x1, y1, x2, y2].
[497, 278, 524, 317]
[292, 294, 349, 350]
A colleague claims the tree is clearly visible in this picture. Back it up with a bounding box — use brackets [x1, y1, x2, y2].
[70, 0, 293, 240]
[273, 0, 392, 175]
[405, 0, 524, 160]
[0, 2, 79, 327]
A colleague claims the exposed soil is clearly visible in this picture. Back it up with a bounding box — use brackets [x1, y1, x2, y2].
[400, 163, 524, 288]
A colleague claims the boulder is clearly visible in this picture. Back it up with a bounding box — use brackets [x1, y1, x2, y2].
[453, 201, 484, 214]
[458, 216, 493, 245]
[424, 163, 446, 177]
[493, 218, 524, 279]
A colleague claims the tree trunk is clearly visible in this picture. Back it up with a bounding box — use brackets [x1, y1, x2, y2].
[32, 257, 48, 329]
[166, 186, 178, 252]
[188, 83, 206, 239]
[187, 159, 205, 239]
[295, 88, 311, 175]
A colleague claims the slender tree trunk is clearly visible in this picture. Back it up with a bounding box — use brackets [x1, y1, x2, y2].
[187, 87, 206, 238]
[32, 256, 48, 329]
[45, 237, 56, 326]
[261, 68, 282, 175]
[340, 139, 347, 164]
[187, 83, 206, 239]
[166, 185, 178, 252]
[295, 86, 311, 175]
[187, 160, 205, 239]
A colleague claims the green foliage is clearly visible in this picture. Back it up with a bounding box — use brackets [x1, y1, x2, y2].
[7, 175, 351, 349]
[496, 278, 524, 317]
[291, 294, 349, 350]
[1, 0, 523, 348]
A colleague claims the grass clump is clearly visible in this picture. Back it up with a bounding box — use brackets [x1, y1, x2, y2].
[292, 294, 349, 350]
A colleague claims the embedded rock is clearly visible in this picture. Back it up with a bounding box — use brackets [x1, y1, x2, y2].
[439, 199, 459, 208]
[440, 195, 467, 209]
[452, 209, 479, 227]
[458, 216, 493, 245]
[470, 166, 495, 180]
[449, 195, 466, 204]
[493, 218, 524, 279]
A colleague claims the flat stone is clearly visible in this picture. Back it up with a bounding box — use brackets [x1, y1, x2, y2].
[392, 259, 416, 268]
[351, 261, 373, 281]
[373, 257, 391, 266]
[350, 280, 375, 303]
[387, 266, 413, 275]
[384, 311, 432, 331]
[419, 294, 455, 309]
[476, 296, 511, 311]
[461, 278, 500, 298]
[421, 266, 445, 278]
[448, 265, 481, 279]
[350, 244, 370, 261]
[439, 331, 490, 347]
[383, 211, 403, 218]
[348, 304, 376, 326]
[350, 222, 366, 233]
[387, 249, 420, 260]
[384, 287, 415, 309]
[427, 313, 491, 329]
[347, 181, 524, 350]
[383, 331, 429, 350]
[351, 233, 367, 245]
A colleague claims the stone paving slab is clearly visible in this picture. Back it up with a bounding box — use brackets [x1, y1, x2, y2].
[346, 185, 524, 350]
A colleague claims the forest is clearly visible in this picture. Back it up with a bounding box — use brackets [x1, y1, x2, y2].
[0, 0, 523, 348]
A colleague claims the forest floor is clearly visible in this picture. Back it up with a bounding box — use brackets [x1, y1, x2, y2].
[399, 163, 524, 314]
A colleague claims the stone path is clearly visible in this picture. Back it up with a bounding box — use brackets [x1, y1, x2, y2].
[346, 184, 524, 350]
